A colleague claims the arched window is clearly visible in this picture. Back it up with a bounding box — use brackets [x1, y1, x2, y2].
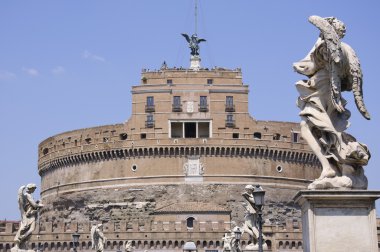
[187, 217, 195, 228]
[253, 132, 262, 139]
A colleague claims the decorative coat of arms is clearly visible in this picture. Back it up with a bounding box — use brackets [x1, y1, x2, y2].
[186, 101, 194, 113]
[183, 156, 204, 176]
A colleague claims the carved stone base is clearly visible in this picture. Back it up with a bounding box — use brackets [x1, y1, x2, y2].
[294, 190, 380, 252]
[190, 55, 201, 70]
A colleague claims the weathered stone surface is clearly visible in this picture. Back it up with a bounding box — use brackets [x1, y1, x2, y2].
[294, 190, 380, 252]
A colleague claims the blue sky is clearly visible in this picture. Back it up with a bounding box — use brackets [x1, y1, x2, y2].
[1, 1, 379, 219]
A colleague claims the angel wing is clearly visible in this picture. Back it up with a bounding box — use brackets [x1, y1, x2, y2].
[309, 15, 341, 63]
[341, 43, 371, 120]
[181, 33, 190, 43]
[17, 185, 26, 219]
[197, 38, 206, 43]
[309, 15, 345, 112]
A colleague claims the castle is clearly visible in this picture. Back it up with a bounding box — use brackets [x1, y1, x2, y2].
[1, 59, 328, 252]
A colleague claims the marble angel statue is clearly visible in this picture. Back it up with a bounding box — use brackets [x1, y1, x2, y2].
[13, 184, 44, 250]
[293, 15, 371, 189]
[91, 224, 107, 252]
[241, 185, 267, 250]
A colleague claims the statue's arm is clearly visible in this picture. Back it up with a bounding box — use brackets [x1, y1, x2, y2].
[26, 194, 40, 208]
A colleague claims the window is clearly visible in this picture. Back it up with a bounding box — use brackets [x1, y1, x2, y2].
[173, 96, 181, 106]
[233, 133, 239, 139]
[198, 122, 210, 138]
[273, 133, 281, 141]
[146, 114, 154, 128]
[276, 165, 283, 173]
[207, 79, 213, 85]
[226, 96, 233, 106]
[200, 96, 207, 106]
[226, 96, 235, 112]
[131, 164, 138, 172]
[167, 79, 173, 85]
[147, 96, 154, 106]
[226, 114, 235, 128]
[292, 132, 300, 143]
[119, 133, 128, 140]
[140, 133, 146, 139]
[253, 132, 262, 139]
[146, 96, 155, 112]
[186, 217, 195, 228]
[171, 122, 183, 138]
[172, 96, 182, 112]
[170, 121, 210, 139]
[184, 122, 196, 138]
[147, 114, 153, 122]
[199, 96, 208, 111]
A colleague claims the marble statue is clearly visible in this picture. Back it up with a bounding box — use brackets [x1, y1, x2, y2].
[13, 184, 44, 252]
[181, 33, 206, 56]
[241, 185, 267, 250]
[125, 240, 133, 252]
[230, 227, 241, 252]
[293, 15, 371, 190]
[91, 224, 107, 252]
[222, 232, 232, 251]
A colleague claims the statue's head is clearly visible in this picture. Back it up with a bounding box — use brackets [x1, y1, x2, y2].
[326, 17, 346, 39]
[26, 183, 37, 193]
[245, 184, 255, 193]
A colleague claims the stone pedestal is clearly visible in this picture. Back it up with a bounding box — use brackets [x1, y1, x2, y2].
[294, 190, 380, 252]
[190, 55, 201, 70]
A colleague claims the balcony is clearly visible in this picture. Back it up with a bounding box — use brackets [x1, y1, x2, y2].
[225, 104, 235, 112]
[172, 104, 182, 112]
[145, 104, 155, 112]
[145, 120, 155, 128]
[198, 104, 209, 112]
[225, 119, 235, 128]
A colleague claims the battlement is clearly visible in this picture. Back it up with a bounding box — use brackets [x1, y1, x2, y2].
[140, 67, 243, 85]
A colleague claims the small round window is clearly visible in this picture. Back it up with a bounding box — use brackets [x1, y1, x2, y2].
[131, 164, 138, 172]
[276, 165, 283, 173]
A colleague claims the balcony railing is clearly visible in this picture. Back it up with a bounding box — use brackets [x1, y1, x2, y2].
[145, 120, 155, 128]
[198, 104, 209, 112]
[225, 104, 235, 112]
[172, 104, 182, 112]
[225, 119, 235, 128]
[145, 105, 155, 112]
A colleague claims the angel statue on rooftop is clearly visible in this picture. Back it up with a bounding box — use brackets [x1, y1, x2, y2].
[293, 15, 371, 190]
[181, 33, 206, 56]
[12, 184, 44, 252]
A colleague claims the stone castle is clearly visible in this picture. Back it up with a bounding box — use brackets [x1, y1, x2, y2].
[1, 63, 330, 252]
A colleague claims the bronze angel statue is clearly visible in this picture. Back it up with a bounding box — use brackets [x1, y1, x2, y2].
[181, 33, 206, 56]
[293, 16, 371, 189]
